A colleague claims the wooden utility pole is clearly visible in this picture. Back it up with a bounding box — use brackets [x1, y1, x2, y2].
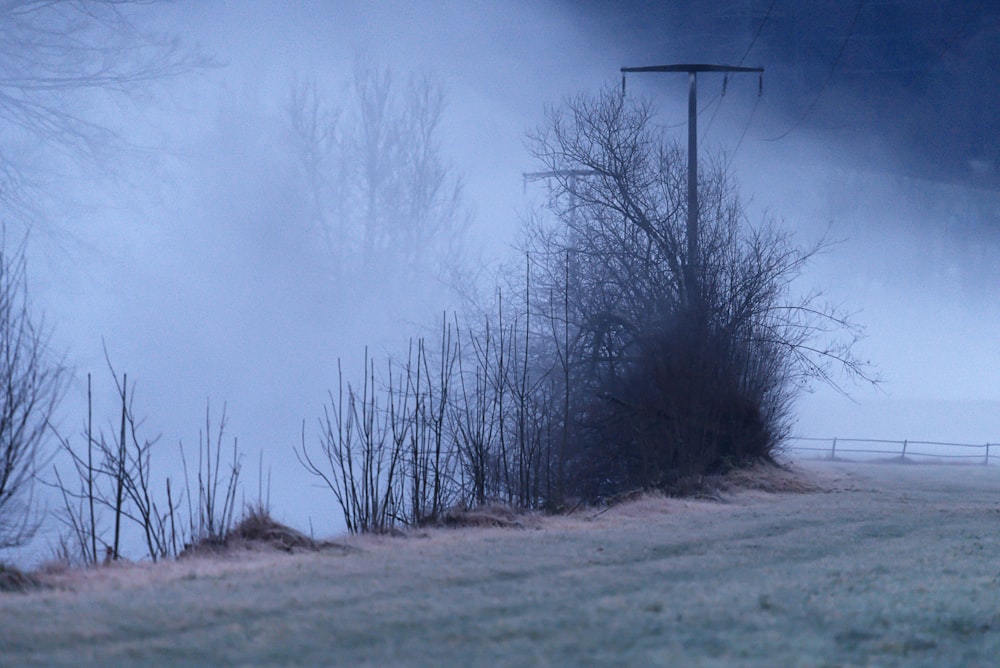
[620, 64, 763, 305]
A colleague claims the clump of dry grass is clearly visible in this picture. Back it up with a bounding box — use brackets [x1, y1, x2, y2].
[228, 506, 320, 551]
[650, 457, 818, 500]
[587, 459, 818, 518]
[35, 557, 73, 577]
[716, 458, 818, 494]
[439, 504, 540, 529]
[181, 506, 338, 557]
[0, 563, 40, 593]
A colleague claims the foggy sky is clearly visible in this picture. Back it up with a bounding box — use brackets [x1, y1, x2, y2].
[10, 1, 1000, 557]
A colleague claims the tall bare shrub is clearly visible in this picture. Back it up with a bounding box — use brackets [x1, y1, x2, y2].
[0, 233, 65, 550]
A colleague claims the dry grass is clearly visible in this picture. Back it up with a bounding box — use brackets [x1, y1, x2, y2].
[9, 461, 815, 595]
[573, 459, 820, 523]
[0, 563, 40, 593]
[227, 507, 321, 551]
[714, 457, 821, 495]
[434, 461, 818, 530]
[181, 506, 347, 558]
[438, 503, 541, 529]
[7, 460, 1000, 666]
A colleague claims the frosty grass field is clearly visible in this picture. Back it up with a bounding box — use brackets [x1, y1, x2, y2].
[2, 458, 1000, 666]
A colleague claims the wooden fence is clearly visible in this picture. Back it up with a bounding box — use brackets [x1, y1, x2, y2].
[784, 436, 997, 465]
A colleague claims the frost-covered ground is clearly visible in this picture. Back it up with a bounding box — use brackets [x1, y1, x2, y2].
[3, 459, 1000, 666]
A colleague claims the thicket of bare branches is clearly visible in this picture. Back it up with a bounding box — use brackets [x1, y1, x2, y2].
[180, 403, 242, 547]
[300, 87, 875, 529]
[296, 329, 464, 533]
[52, 367, 177, 564]
[299, 286, 572, 534]
[0, 233, 66, 549]
[51, 366, 242, 565]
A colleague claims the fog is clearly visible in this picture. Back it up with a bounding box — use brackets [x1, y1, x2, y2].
[7, 1, 999, 559]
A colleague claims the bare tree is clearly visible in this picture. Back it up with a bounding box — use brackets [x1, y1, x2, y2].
[0, 0, 204, 223]
[0, 231, 66, 549]
[287, 80, 346, 273]
[286, 59, 468, 285]
[524, 86, 876, 495]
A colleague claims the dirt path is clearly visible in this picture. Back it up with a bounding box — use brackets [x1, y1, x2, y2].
[3, 459, 1000, 666]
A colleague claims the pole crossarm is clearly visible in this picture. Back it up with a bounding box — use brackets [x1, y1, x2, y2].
[523, 169, 599, 183]
[621, 64, 763, 74]
[522, 169, 600, 223]
[523, 169, 600, 197]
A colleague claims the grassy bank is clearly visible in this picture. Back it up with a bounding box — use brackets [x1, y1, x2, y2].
[2, 460, 999, 666]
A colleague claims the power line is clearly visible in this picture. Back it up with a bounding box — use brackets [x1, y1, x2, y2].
[619, 65, 741, 136]
[738, 0, 776, 66]
[765, 0, 866, 142]
[938, 1, 985, 61]
[725, 94, 762, 173]
[702, 0, 775, 142]
[662, 92, 722, 130]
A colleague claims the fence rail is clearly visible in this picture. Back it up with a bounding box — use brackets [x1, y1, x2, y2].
[784, 436, 997, 464]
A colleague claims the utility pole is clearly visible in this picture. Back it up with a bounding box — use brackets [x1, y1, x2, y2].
[620, 64, 763, 306]
[523, 169, 599, 226]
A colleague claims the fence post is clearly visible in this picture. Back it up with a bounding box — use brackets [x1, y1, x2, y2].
[901, 439, 907, 459]
[985, 442, 990, 466]
[831, 437, 837, 460]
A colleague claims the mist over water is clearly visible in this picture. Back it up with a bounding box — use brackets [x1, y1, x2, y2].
[7, 1, 999, 563]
